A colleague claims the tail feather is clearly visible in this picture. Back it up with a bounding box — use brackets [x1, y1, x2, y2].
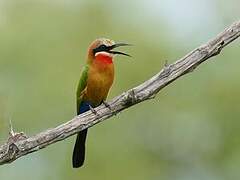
[72, 129, 88, 168]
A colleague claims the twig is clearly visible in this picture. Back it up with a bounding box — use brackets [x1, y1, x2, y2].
[0, 20, 239, 165]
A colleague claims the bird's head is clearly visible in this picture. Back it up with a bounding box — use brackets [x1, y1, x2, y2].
[87, 38, 130, 64]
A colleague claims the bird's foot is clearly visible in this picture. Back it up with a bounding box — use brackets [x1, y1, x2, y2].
[89, 105, 99, 116]
[102, 101, 111, 110]
[102, 101, 117, 116]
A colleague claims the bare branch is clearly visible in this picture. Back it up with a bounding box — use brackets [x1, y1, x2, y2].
[0, 21, 240, 165]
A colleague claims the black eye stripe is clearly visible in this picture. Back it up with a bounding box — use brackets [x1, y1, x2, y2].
[93, 44, 109, 54]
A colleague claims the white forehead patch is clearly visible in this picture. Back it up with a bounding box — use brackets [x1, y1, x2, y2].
[100, 38, 115, 46]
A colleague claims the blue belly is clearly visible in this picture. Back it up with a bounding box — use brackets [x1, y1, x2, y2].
[79, 101, 93, 114]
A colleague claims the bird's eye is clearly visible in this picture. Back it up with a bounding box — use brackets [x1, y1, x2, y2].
[98, 44, 108, 51]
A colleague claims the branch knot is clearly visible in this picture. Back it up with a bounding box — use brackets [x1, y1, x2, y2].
[124, 89, 137, 106]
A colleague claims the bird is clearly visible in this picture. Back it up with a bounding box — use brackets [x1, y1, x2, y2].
[72, 38, 130, 168]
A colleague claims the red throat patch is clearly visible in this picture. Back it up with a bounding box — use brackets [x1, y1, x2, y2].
[95, 52, 113, 64]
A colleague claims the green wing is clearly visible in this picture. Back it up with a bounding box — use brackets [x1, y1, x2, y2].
[76, 65, 89, 114]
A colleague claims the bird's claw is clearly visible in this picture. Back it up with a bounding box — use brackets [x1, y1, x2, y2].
[89, 105, 99, 116]
[102, 101, 117, 116]
[102, 101, 111, 110]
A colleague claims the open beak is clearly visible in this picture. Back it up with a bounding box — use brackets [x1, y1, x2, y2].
[108, 43, 131, 57]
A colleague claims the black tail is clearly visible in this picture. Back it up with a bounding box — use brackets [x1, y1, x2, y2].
[72, 129, 88, 168]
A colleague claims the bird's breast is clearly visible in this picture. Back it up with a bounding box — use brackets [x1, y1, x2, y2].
[84, 61, 114, 105]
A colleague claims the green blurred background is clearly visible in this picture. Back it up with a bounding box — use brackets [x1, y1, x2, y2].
[0, 0, 239, 179]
